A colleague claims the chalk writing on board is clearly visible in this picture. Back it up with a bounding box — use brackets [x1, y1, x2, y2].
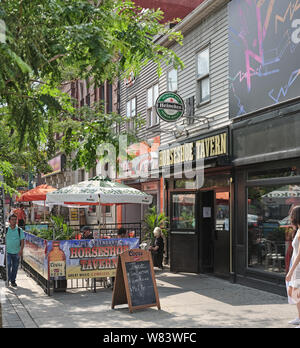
[125, 261, 156, 307]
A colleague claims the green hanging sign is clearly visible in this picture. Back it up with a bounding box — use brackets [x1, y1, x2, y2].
[155, 92, 185, 122]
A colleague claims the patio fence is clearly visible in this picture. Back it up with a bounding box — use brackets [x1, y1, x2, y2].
[21, 222, 142, 295]
[69, 222, 142, 241]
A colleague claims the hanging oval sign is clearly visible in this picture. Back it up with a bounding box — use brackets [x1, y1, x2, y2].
[155, 91, 185, 122]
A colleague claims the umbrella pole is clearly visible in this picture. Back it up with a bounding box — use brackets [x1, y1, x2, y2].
[44, 200, 46, 222]
[102, 205, 106, 229]
[98, 195, 101, 239]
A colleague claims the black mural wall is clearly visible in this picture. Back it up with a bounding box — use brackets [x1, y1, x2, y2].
[229, 0, 300, 118]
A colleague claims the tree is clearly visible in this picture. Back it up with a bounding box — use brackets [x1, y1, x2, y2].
[0, 0, 183, 189]
[0, 112, 52, 194]
[0, 0, 183, 142]
[55, 102, 144, 172]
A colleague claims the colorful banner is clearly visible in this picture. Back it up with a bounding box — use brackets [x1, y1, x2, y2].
[23, 233, 141, 281]
[23, 232, 48, 278]
[46, 238, 140, 280]
[0, 244, 5, 267]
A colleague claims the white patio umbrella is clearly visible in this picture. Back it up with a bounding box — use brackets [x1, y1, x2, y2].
[262, 186, 300, 205]
[46, 176, 153, 238]
[46, 176, 153, 206]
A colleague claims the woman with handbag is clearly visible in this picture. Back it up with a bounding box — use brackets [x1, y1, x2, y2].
[286, 206, 300, 327]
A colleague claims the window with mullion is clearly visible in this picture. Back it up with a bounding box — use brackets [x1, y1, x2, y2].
[196, 47, 210, 105]
[147, 83, 159, 128]
[126, 96, 136, 131]
[167, 68, 178, 92]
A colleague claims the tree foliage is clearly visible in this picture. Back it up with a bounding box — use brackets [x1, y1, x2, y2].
[0, 0, 183, 143]
[55, 102, 144, 171]
[0, 0, 183, 190]
[0, 113, 53, 194]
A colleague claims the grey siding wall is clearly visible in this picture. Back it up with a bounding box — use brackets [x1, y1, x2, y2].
[120, 3, 229, 147]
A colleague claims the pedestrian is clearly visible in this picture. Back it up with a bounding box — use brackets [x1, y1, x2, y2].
[149, 227, 164, 269]
[81, 226, 94, 240]
[6, 214, 25, 287]
[13, 204, 26, 228]
[117, 227, 127, 238]
[286, 225, 297, 273]
[286, 206, 300, 327]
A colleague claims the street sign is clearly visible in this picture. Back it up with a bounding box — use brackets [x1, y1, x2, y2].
[155, 91, 185, 122]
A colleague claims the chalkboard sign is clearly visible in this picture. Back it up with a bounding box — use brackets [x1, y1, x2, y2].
[111, 249, 160, 313]
[125, 260, 156, 307]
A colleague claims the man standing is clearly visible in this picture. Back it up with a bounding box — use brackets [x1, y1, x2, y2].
[6, 214, 25, 287]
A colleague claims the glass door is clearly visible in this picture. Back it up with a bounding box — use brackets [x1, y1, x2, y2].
[199, 191, 214, 272]
[171, 193, 196, 230]
[214, 190, 230, 277]
[170, 193, 198, 272]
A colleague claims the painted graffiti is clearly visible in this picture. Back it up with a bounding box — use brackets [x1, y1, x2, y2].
[229, 0, 300, 117]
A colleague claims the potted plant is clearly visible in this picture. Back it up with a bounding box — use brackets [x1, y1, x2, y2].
[49, 215, 74, 240]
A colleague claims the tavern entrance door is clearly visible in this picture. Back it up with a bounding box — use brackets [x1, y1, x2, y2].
[199, 191, 214, 273]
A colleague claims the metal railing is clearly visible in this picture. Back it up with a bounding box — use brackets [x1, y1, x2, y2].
[67, 222, 142, 240]
[21, 222, 142, 295]
[21, 259, 108, 295]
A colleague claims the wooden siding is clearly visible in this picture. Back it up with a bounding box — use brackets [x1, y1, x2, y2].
[119, 4, 229, 146]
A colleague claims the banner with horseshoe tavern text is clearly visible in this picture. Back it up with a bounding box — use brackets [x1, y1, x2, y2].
[47, 238, 140, 280]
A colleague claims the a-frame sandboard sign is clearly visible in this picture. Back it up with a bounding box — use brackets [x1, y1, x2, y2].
[111, 248, 161, 313]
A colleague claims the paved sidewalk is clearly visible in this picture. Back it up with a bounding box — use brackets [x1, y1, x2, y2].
[0, 268, 296, 328]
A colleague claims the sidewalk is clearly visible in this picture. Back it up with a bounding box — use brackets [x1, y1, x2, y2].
[0, 268, 295, 328]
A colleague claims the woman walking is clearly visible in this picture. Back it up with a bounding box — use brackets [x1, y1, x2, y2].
[286, 206, 300, 327]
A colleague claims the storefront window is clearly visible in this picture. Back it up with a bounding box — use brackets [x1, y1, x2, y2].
[248, 165, 300, 180]
[174, 179, 196, 189]
[202, 175, 230, 189]
[216, 192, 230, 231]
[247, 185, 299, 275]
[174, 175, 230, 190]
[172, 193, 196, 230]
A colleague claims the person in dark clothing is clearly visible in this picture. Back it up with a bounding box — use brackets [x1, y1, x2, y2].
[117, 227, 127, 238]
[149, 227, 164, 269]
[81, 226, 94, 239]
